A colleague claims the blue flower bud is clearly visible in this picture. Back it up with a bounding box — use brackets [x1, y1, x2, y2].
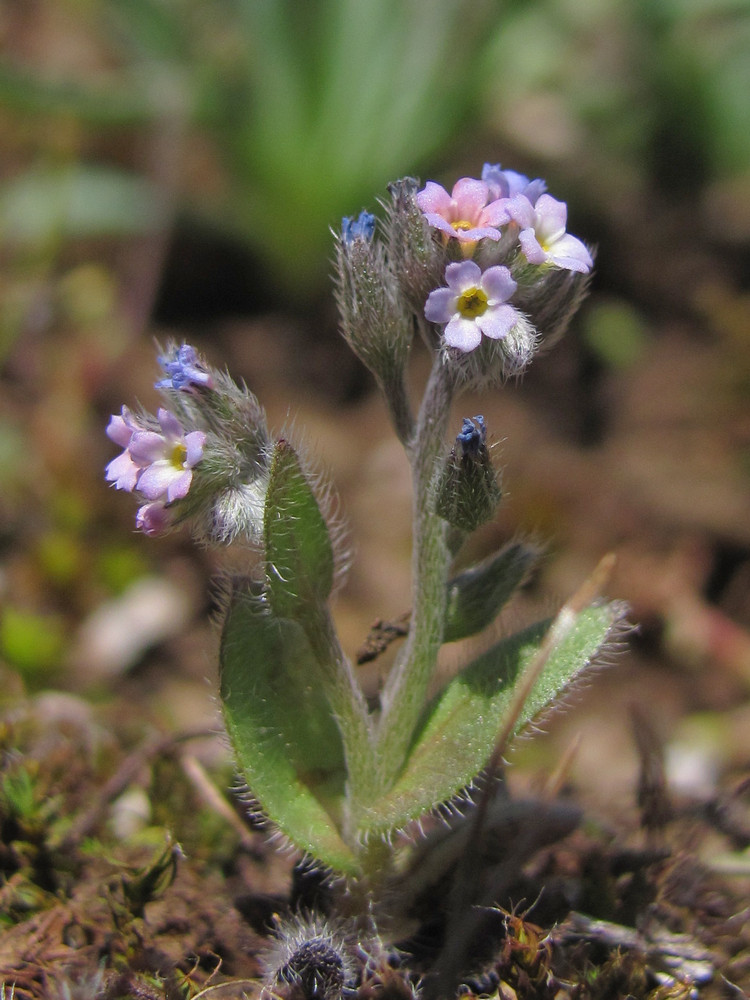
[434, 416, 501, 533]
[341, 210, 376, 244]
[457, 415, 486, 458]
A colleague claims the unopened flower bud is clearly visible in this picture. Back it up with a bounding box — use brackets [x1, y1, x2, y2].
[434, 415, 502, 533]
[341, 210, 376, 244]
[155, 343, 215, 391]
[382, 177, 446, 323]
[334, 212, 412, 383]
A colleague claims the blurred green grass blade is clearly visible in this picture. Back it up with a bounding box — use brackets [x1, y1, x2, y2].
[0, 166, 164, 244]
[0, 65, 161, 126]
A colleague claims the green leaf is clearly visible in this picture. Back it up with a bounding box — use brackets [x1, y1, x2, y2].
[264, 440, 334, 620]
[358, 603, 624, 838]
[219, 582, 357, 874]
[443, 541, 540, 644]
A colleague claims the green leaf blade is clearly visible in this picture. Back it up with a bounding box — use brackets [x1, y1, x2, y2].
[358, 602, 625, 839]
[264, 440, 334, 620]
[219, 582, 358, 874]
[444, 540, 540, 644]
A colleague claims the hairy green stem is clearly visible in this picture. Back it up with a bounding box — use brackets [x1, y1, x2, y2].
[303, 603, 379, 838]
[373, 356, 456, 787]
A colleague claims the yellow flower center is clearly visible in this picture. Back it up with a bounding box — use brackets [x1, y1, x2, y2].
[457, 287, 488, 319]
[170, 442, 188, 469]
[452, 219, 474, 232]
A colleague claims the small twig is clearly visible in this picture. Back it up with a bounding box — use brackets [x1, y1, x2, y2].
[355, 611, 411, 664]
[180, 753, 258, 849]
[540, 732, 582, 800]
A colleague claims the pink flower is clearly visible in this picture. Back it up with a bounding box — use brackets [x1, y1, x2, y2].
[425, 260, 519, 353]
[416, 178, 510, 245]
[508, 194, 593, 273]
[481, 163, 546, 205]
[135, 501, 172, 536]
[128, 408, 206, 504]
[105, 407, 142, 492]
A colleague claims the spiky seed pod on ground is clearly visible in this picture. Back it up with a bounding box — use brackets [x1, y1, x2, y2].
[261, 914, 356, 1000]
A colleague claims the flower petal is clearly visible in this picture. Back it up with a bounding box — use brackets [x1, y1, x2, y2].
[506, 194, 536, 229]
[166, 468, 193, 502]
[481, 265, 517, 303]
[452, 225, 503, 243]
[128, 430, 169, 465]
[444, 316, 483, 352]
[518, 228, 548, 265]
[547, 234, 593, 273]
[184, 431, 206, 467]
[136, 502, 171, 536]
[106, 408, 136, 448]
[416, 181, 453, 215]
[479, 199, 512, 227]
[534, 194, 568, 243]
[136, 460, 183, 501]
[425, 287, 458, 324]
[105, 451, 139, 491]
[444, 259, 482, 292]
[477, 303, 518, 341]
[422, 213, 463, 239]
[157, 408, 184, 441]
[450, 178, 490, 219]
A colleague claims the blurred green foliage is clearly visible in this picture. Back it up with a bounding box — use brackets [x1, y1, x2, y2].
[2, 0, 746, 300]
[479, 0, 750, 193]
[0, 0, 506, 295]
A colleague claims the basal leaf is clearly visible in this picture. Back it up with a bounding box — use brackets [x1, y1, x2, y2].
[358, 603, 624, 838]
[220, 582, 357, 873]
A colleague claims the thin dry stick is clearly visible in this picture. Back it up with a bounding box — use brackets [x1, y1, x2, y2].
[180, 752, 258, 849]
[541, 732, 582, 800]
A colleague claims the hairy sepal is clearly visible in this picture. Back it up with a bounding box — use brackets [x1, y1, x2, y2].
[356, 602, 624, 839]
[219, 582, 358, 874]
[443, 540, 540, 644]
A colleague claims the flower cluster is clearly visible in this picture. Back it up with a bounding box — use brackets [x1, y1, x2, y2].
[416, 163, 593, 361]
[106, 406, 206, 535]
[105, 343, 270, 539]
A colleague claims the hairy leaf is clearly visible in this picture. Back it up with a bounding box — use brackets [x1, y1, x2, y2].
[264, 440, 334, 621]
[358, 602, 624, 838]
[220, 582, 357, 873]
[444, 540, 540, 643]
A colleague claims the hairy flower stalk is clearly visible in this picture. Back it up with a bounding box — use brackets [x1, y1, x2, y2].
[373, 358, 456, 792]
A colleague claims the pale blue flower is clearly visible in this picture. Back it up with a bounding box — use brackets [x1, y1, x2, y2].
[508, 194, 593, 273]
[481, 163, 546, 206]
[156, 344, 214, 391]
[425, 260, 518, 353]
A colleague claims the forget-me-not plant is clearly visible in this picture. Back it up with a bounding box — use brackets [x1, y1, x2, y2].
[105, 164, 625, 996]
